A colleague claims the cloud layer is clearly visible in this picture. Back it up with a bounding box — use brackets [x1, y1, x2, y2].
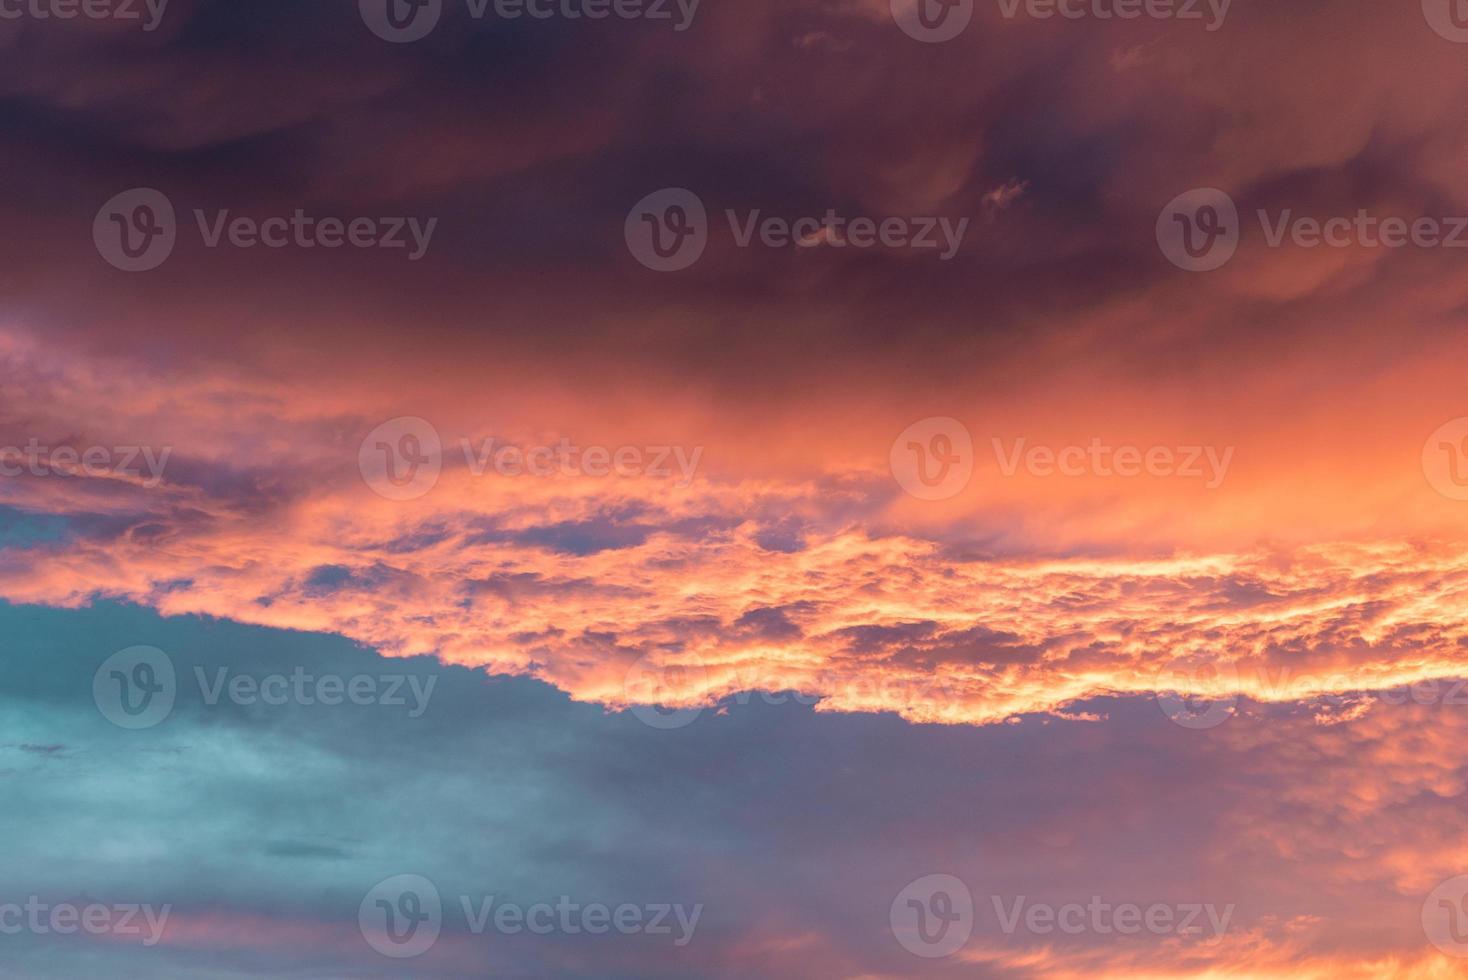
[3, 602, 1468, 978]
[5, 0, 1468, 975]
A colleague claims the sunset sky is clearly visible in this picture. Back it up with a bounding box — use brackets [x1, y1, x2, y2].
[4, 0, 1468, 976]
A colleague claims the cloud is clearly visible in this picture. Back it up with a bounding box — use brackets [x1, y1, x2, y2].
[2, 601, 1467, 977]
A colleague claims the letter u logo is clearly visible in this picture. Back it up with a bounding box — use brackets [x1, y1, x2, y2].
[917, 0, 962, 27]
[108, 205, 165, 259]
[109, 662, 163, 716]
[1173, 205, 1227, 259]
[1441, 895, 1468, 943]
[641, 205, 697, 259]
[907, 434, 959, 488]
[908, 891, 960, 945]
[378, 892, 428, 944]
[386, 0, 433, 28]
[378, 433, 429, 487]
[1441, 436, 1468, 487]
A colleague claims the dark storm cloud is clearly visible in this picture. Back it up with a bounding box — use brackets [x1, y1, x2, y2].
[6, 0, 1459, 401]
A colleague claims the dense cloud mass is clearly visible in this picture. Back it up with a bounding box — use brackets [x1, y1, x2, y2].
[3, 322, 1468, 725]
[3, 602, 1468, 979]
[4, 0, 1468, 975]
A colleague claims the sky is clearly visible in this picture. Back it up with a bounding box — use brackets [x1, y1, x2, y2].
[3, 0, 1468, 976]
